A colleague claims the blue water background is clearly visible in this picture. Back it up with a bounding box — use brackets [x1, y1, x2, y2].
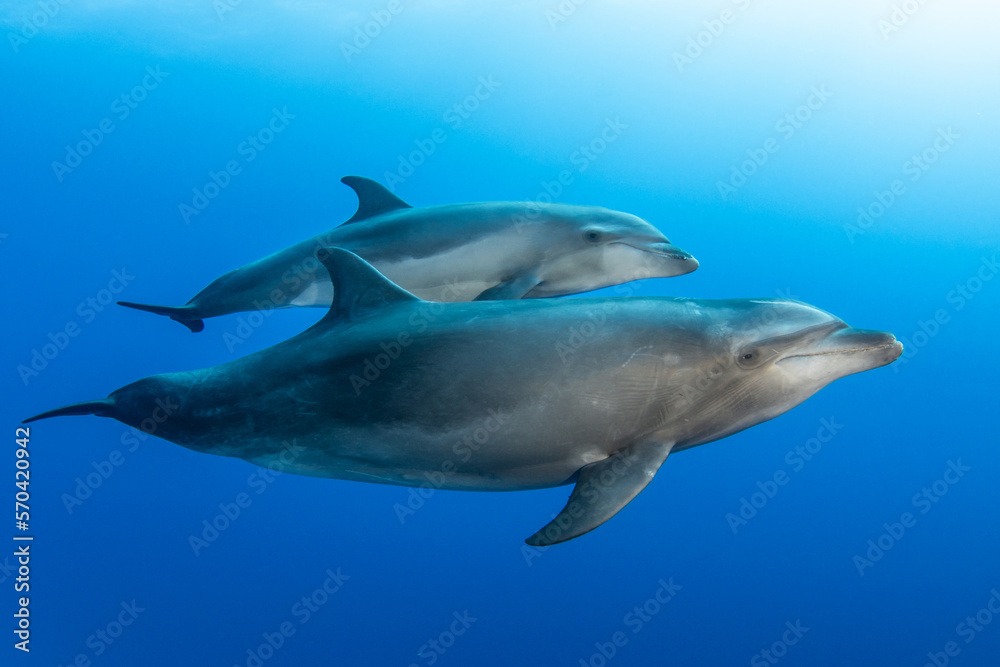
[2, 1, 998, 665]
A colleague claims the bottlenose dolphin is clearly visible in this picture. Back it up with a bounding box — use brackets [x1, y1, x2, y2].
[27, 250, 900, 545]
[118, 176, 697, 332]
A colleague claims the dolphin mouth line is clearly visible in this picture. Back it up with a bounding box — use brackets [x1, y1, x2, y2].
[779, 341, 899, 362]
[617, 242, 693, 259]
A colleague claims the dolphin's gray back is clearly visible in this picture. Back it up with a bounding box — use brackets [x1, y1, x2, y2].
[154, 297, 703, 489]
[328, 202, 540, 262]
[186, 202, 553, 312]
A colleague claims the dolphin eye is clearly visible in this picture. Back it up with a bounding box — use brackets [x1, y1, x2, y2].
[736, 348, 766, 369]
[584, 231, 602, 243]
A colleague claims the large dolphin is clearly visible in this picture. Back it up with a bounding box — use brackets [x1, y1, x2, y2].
[118, 176, 698, 332]
[27, 250, 900, 545]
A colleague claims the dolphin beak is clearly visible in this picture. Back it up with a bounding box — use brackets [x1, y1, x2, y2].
[780, 327, 903, 370]
[624, 242, 699, 274]
[834, 328, 904, 367]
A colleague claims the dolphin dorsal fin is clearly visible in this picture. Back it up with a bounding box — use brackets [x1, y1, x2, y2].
[341, 176, 412, 224]
[316, 248, 419, 322]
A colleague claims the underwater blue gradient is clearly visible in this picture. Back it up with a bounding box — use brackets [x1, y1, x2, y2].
[2, 1, 998, 665]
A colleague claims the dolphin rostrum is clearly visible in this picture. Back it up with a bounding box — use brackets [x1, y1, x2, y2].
[118, 176, 698, 332]
[28, 250, 900, 545]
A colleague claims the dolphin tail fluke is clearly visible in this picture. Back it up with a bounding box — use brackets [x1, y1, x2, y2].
[117, 301, 205, 333]
[22, 398, 116, 424]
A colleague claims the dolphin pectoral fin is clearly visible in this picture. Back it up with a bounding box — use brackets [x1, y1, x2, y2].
[474, 275, 541, 301]
[117, 301, 205, 333]
[340, 175, 413, 224]
[525, 440, 675, 547]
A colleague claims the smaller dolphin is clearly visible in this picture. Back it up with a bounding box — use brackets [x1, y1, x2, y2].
[118, 176, 697, 332]
[28, 250, 901, 545]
